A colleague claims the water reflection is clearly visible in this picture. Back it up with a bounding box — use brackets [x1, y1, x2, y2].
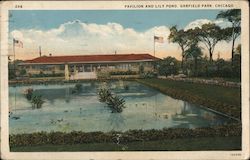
[9, 81, 236, 134]
[107, 113, 125, 131]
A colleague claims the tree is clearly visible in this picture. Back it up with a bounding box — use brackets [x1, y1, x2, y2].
[158, 57, 179, 77]
[194, 23, 227, 61]
[217, 9, 241, 62]
[236, 44, 241, 55]
[168, 26, 191, 71]
[185, 43, 203, 76]
[19, 68, 27, 76]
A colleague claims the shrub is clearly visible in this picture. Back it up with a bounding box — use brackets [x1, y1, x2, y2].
[30, 73, 64, 78]
[109, 70, 137, 75]
[9, 123, 241, 147]
[19, 69, 27, 76]
[97, 71, 110, 79]
[141, 71, 157, 78]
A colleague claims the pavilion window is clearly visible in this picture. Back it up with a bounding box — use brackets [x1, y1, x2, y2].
[84, 65, 92, 72]
[59, 65, 65, 70]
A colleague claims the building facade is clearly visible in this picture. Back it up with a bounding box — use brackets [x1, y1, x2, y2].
[19, 54, 159, 80]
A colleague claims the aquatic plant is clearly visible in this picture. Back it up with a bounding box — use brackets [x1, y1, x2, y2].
[97, 88, 126, 113]
[25, 88, 34, 100]
[106, 95, 126, 113]
[75, 83, 83, 92]
[98, 88, 112, 103]
[31, 95, 45, 109]
[71, 83, 83, 94]
[75, 83, 83, 91]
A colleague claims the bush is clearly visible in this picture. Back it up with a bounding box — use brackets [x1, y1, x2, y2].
[19, 69, 27, 76]
[97, 71, 110, 79]
[140, 71, 157, 78]
[30, 73, 64, 78]
[9, 123, 241, 147]
[109, 70, 137, 76]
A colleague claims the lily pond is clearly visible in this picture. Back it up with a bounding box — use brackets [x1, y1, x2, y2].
[9, 81, 235, 134]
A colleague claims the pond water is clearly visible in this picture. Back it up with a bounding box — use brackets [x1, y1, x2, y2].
[9, 81, 235, 134]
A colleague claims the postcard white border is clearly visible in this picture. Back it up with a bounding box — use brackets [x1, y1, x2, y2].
[1, 1, 249, 160]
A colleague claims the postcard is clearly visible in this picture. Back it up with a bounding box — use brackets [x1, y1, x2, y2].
[0, 1, 249, 160]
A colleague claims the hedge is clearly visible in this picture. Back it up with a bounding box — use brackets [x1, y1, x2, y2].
[10, 124, 241, 147]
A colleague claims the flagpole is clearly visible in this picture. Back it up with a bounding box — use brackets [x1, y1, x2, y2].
[153, 34, 155, 58]
[13, 38, 16, 115]
[13, 38, 16, 79]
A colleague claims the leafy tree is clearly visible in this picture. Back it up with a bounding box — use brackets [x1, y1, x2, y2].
[185, 43, 203, 76]
[19, 69, 27, 76]
[168, 26, 191, 70]
[217, 9, 241, 62]
[157, 57, 179, 76]
[232, 54, 241, 78]
[236, 44, 241, 54]
[8, 60, 24, 80]
[194, 23, 228, 61]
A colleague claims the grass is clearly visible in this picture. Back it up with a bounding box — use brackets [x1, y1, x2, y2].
[10, 136, 241, 152]
[137, 78, 241, 119]
[139, 78, 241, 107]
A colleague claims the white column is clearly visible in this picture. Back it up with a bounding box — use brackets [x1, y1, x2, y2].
[65, 64, 69, 80]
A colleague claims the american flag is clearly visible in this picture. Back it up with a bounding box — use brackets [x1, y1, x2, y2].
[13, 39, 23, 48]
[154, 36, 164, 43]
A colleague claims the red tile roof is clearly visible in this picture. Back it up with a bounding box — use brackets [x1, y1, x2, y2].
[22, 54, 159, 64]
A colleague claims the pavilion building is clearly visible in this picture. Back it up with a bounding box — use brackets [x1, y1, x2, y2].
[19, 53, 160, 80]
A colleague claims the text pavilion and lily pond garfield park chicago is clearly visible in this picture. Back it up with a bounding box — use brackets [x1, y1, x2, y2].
[7, 9, 242, 151]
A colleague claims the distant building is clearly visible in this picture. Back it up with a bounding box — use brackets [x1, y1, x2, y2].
[19, 53, 159, 80]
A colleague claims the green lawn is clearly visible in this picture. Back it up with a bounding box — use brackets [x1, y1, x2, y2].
[11, 136, 241, 152]
[137, 78, 241, 119]
[139, 78, 241, 107]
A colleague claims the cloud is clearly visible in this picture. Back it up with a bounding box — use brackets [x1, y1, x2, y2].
[184, 19, 212, 31]
[184, 18, 232, 31]
[10, 20, 175, 59]
[9, 19, 236, 60]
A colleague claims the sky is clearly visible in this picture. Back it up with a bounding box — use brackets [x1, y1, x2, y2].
[9, 10, 239, 60]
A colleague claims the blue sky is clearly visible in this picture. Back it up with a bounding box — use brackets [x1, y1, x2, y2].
[9, 10, 222, 31]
